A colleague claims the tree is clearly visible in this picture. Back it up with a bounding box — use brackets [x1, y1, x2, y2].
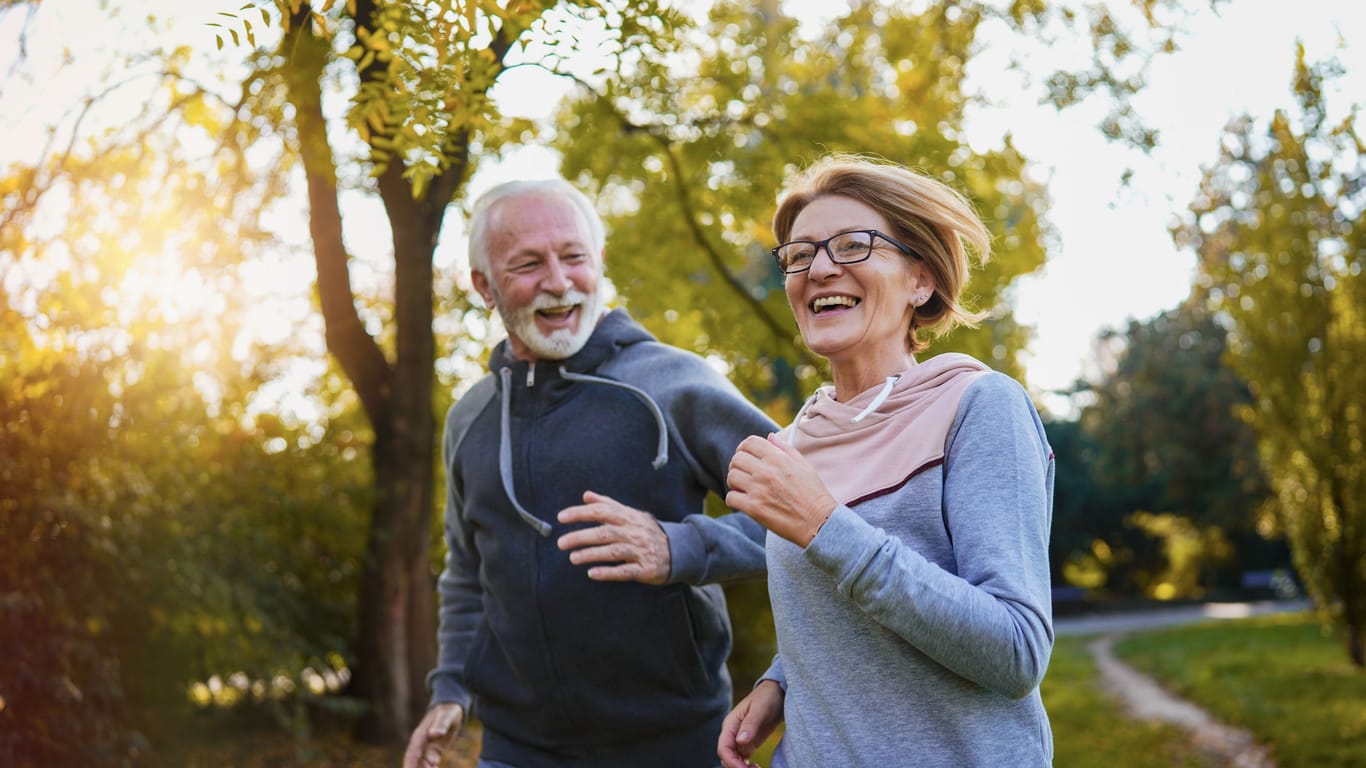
[218, 0, 1216, 728]
[0, 226, 375, 765]
[547, 0, 1210, 688]
[1176, 47, 1366, 665]
[2, 0, 1217, 749]
[1064, 301, 1272, 598]
[549, 0, 1206, 405]
[220, 0, 688, 742]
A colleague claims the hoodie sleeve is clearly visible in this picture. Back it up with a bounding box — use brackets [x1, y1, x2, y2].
[800, 374, 1055, 698]
[657, 356, 779, 586]
[426, 398, 488, 710]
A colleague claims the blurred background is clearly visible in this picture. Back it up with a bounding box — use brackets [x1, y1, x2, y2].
[2, 0, 1362, 765]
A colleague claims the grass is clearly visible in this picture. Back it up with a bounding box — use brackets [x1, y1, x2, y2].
[1043, 636, 1217, 767]
[162, 612, 1366, 767]
[1115, 611, 1366, 767]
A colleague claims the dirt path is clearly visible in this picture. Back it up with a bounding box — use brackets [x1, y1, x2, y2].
[1087, 634, 1276, 767]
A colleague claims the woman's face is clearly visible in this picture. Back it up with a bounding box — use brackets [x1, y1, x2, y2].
[782, 195, 935, 369]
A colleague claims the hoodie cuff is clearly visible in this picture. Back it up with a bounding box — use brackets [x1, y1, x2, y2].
[427, 673, 473, 712]
[804, 504, 880, 580]
[659, 519, 704, 584]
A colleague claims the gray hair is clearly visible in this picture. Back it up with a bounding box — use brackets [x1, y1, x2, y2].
[467, 178, 607, 275]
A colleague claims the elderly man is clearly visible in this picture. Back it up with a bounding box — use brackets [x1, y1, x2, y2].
[403, 177, 776, 768]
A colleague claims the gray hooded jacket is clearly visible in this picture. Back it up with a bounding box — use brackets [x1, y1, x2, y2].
[429, 309, 776, 768]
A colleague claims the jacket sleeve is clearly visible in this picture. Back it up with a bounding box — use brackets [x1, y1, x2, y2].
[425, 401, 487, 710]
[800, 374, 1055, 698]
[659, 360, 779, 586]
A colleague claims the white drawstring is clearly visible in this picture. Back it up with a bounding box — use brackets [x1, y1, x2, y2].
[850, 375, 899, 423]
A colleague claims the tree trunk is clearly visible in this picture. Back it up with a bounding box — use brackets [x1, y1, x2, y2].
[352, 423, 437, 741]
[281, 0, 489, 742]
[352, 156, 445, 741]
[281, 17, 444, 743]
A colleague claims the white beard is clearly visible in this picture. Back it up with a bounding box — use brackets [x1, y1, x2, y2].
[496, 288, 603, 360]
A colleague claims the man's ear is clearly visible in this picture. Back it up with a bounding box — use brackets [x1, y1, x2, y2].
[471, 270, 494, 308]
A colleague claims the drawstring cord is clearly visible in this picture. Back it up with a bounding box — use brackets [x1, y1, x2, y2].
[850, 375, 900, 423]
[494, 364, 672, 536]
[559, 367, 669, 469]
[498, 366, 553, 537]
[787, 374, 900, 445]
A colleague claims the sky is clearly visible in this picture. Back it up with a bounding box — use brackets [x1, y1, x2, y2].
[3, 0, 1364, 414]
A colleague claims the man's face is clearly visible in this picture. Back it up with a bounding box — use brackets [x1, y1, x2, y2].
[472, 192, 604, 361]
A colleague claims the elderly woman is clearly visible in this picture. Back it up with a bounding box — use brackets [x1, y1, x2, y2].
[719, 155, 1054, 768]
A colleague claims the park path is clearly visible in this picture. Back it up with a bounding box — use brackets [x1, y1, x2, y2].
[1055, 600, 1308, 767]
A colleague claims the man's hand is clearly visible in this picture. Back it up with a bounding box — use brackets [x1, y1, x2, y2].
[402, 703, 464, 768]
[557, 490, 671, 584]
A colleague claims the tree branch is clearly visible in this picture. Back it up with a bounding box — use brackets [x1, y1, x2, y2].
[283, 9, 392, 422]
[558, 71, 819, 370]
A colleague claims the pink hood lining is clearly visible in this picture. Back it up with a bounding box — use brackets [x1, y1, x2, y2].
[779, 353, 992, 506]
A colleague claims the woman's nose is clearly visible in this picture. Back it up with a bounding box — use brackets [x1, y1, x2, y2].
[807, 244, 843, 279]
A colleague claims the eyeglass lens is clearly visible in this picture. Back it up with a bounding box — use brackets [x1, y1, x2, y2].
[777, 231, 873, 272]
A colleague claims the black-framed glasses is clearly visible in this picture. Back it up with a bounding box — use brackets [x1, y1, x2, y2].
[771, 229, 921, 274]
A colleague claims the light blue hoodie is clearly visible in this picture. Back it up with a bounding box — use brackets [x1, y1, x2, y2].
[765, 367, 1055, 767]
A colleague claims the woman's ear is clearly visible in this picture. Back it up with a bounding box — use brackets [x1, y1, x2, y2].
[910, 265, 937, 309]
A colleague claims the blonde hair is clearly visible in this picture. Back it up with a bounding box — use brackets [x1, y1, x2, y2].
[773, 154, 991, 353]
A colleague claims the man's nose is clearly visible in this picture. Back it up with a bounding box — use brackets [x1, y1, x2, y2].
[541, 257, 572, 294]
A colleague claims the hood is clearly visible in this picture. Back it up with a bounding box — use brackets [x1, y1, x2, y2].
[781, 353, 991, 506]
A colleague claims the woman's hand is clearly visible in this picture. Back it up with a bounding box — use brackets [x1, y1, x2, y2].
[727, 434, 837, 547]
[718, 680, 786, 768]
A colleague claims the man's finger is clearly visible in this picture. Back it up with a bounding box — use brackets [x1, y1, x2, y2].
[558, 523, 626, 552]
[558, 502, 609, 525]
[568, 542, 632, 565]
[585, 563, 646, 582]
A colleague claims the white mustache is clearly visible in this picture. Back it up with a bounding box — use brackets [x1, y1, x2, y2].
[530, 290, 591, 311]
